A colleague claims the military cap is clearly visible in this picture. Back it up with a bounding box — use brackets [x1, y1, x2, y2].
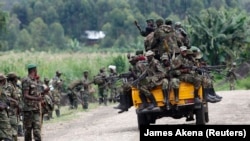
[135, 50, 144, 55]
[145, 50, 155, 57]
[156, 19, 164, 25]
[44, 77, 50, 82]
[83, 70, 88, 73]
[27, 64, 37, 70]
[180, 46, 187, 52]
[186, 49, 193, 55]
[165, 18, 173, 25]
[175, 22, 181, 26]
[232, 62, 236, 66]
[7, 72, 17, 79]
[56, 71, 62, 75]
[146, 19, 154, 23]
[160, 53, 169, 60]
[128, 55, 137, 62]
[0, 73, 7, 81]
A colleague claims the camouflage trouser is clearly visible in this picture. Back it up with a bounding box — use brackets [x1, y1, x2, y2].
[109, 87, 117, 102]
[229, 79, 236, 90]
[23, 110, 41, 141]
[80, 91, 89, 109]
[161, 79, 169, 90]
[0, 119, 12, 141]
[171, 78, 180, 89]
[9, 114, 18, 140]
[179, 74, 202, 89]
[98, 88, 108, 105]
[202, 76, 213, 88]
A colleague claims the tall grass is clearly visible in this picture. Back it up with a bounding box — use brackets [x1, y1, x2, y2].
[0, 51, 129, 86]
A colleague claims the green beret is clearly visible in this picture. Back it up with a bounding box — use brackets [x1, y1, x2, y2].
[27, 64, 37, 70]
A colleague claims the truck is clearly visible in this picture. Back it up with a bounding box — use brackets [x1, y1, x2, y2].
[132, 82, 209, 129]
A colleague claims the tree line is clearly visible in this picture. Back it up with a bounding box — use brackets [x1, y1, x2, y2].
[0, 0, 249, 65]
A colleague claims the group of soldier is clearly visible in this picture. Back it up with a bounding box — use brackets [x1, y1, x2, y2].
[0, 64, 64, 141]
[113, 18, 227, 114]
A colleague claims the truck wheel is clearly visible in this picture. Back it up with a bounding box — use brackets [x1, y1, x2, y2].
[205, 112, 209, 123]
[137, 113, 149, 130]
[195, 104, 206, 125]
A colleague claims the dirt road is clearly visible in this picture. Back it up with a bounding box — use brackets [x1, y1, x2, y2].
[19, 90, 250, 141]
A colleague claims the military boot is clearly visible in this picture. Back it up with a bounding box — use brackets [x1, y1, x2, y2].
[210, 88, 222, 100]
[55, 109, 60, 117]
[194, 89, 202, 109]
[99, 98, 103, 105]
[204, 88, 217, 103]
[173, 88, 179, 102]
[162, 89, 170, 110]
[138, 93, 149, 112]
[146, 94, 160, 111]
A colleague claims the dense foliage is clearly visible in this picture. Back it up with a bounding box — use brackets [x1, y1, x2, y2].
[0, 0, 250, 65]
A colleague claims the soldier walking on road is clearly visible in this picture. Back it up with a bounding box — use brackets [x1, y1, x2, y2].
[22, 64, 43, 141]
[227, 62, 237, 90]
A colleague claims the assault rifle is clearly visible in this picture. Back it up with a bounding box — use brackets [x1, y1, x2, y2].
[182, 65, 226, 74]
[134, 21, 142, 32]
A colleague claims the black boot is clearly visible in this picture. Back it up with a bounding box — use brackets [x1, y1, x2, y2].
[99, 98, 103, 105]
[194, 89, 202, 109]
[173, 88, 179, 102]
[204, 88, 216, 103]
[117, 93, 128, 114]
[138, 93, 149, 111]
[162, 89, 170, 110]
[210, 88, 222, 100]
[55, 109, 60, 117]
[146, 94, 160, 111]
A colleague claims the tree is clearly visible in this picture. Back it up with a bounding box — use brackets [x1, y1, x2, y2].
[188, 7, 250, 65]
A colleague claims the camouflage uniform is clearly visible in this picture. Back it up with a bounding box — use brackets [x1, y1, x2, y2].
[137, 50, 165, 112]
[80, 71, 92, 109]
[22, 64, 42, 141]
[107, 67, 118, 103]
[5, 72, 20, 141]
[94, 68, 109, 106]
[227, 63, 237, 90]
[151, 19, 179, 60]
[174, 22, 190, 48]
[51, 71, 63, 117]
[114, 54, 142, 113]
[41, 78, 54, 120]
[0, 74, 13, 141]
[171, 46, 202, 108]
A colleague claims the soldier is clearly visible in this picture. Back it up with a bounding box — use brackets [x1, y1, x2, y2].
[107, 66, 118, 103]
[136, 50, 165, 112]
[42, 78, 54, 120]
[21, 64, 43, 141]
[16, 77, 24, 137]
[0, 73, 13, 141]
[171, 46, 203, 109]
[114, 54, 141, 113]
[150, 18, 165, 60]
[5, 72, 20, 141]
[79, 70, 92, 109]
[139, 19, 155, 37]
[51, 71, 63, 117]
[94, 68, 109, 106]
[227, 62, 237, 90]
[174, 22, 190, 48]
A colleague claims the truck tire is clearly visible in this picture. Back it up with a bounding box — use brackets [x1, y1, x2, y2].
[195, 104, 206, 125]
[137, 113, 150, 130]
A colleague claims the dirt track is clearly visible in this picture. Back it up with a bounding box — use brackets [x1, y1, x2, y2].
[18, 90, 250, 141]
